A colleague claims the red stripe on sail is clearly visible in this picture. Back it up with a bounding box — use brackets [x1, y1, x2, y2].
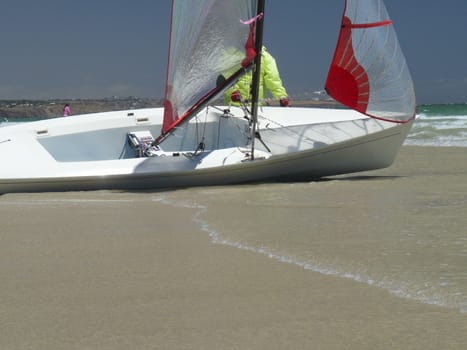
[346, 19, 392, 29]
[325, 16, 370, 114]
[242, 23, 257, 68]
[241, 13, 262, 68]
[162, 86, 177, 133]
[162, 0, 176, 134]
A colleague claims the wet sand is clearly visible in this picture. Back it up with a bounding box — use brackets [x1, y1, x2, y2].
[0, 146, 466, 349]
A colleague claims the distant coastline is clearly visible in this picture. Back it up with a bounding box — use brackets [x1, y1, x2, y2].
[0, 97, 163, 119]
[0, 97, 341, 119]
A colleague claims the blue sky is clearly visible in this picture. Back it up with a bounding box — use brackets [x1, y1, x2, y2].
[0, 0, 465, 104]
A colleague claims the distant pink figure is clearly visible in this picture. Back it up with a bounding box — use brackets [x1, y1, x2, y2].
[63, 104, 71, 117]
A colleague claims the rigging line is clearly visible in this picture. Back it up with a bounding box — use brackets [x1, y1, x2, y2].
[191, 111, 208, 157]
[254, 130, 271, 153]
[200, 107, 209, 150]
[202, 106, 209, 136]
[197, 107, 210, 154]
[217, 110, 222, 149]
[256, 114, 315, 146]
[209, 105, 234, 116]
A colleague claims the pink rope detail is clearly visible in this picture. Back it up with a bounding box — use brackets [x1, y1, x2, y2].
[240, 12, 263, 25]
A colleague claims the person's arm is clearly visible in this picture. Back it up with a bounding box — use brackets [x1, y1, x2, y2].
[262, 50, 288, 101]
[225, 74, 252, 104]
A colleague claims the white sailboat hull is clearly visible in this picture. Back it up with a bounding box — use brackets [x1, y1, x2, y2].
[0, 106, 412, 193]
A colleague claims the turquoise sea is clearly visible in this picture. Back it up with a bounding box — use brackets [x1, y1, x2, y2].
[406, 103, 467, 147]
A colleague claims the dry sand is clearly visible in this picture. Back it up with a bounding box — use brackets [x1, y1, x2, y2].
[0, 146, 466, 349]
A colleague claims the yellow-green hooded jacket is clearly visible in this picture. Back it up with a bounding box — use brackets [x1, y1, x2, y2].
[225, 46, 288, 105]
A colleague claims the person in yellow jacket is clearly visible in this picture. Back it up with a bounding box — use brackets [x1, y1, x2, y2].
[225, 46, 289, 107]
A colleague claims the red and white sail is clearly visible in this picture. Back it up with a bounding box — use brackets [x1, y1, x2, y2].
[161, 0, 259, 136]
[325, 0, 416, 123]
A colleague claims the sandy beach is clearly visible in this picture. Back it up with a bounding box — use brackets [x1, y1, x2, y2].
[1, 146, 466, 349]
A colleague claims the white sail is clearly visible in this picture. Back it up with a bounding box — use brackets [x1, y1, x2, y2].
[162, 0, 259, 135]
[326, 0, 416, 123]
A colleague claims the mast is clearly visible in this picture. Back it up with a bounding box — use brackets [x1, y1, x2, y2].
[249, 0, 265, 160]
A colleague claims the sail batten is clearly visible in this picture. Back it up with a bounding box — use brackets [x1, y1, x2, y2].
[326, 0, 416, 123]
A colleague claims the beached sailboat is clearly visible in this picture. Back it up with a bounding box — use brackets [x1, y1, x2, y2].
[0, 0, 415, 193]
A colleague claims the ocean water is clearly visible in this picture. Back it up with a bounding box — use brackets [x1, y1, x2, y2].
[2, 103, 467, 147]
[157, 179, 467, 314]
[405, 103, 467, 147]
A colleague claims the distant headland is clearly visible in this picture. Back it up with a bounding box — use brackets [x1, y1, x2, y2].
[0, 97, 163, 119]
[0, 96, 340, 119]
